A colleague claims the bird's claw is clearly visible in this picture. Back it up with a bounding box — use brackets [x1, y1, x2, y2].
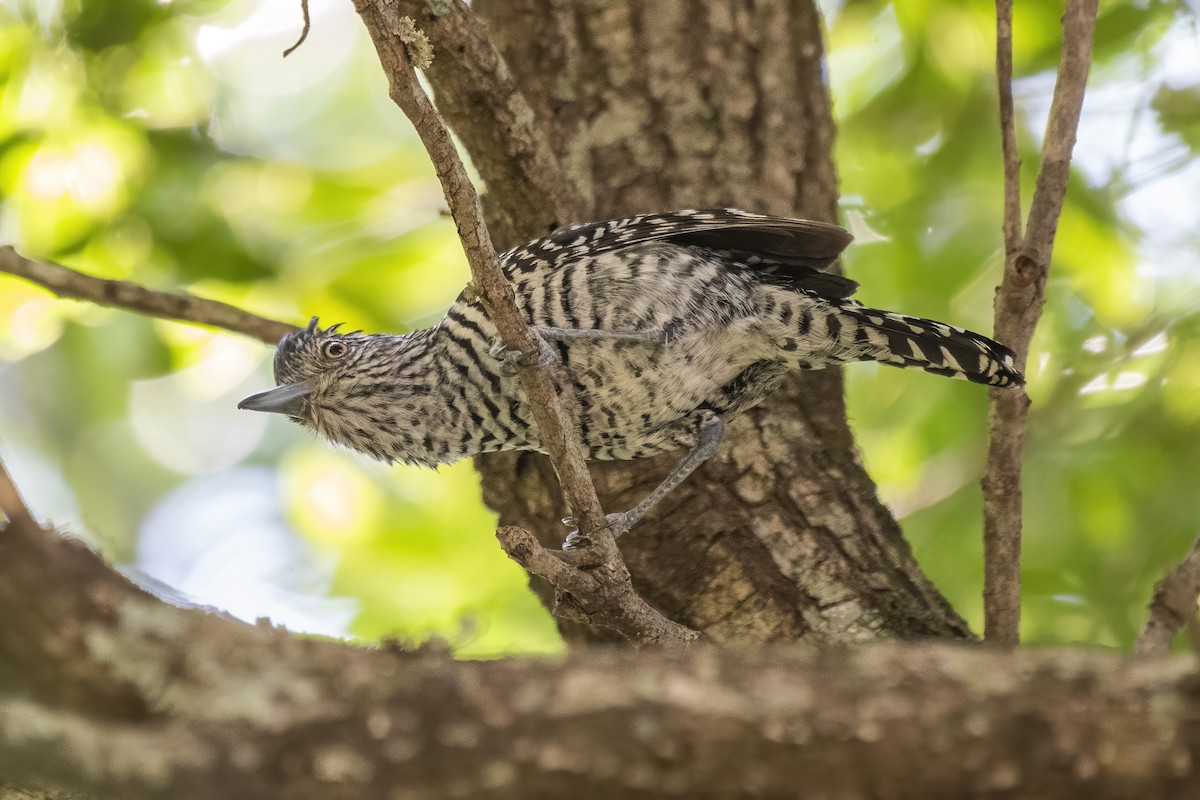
[489, 333, 557, 376]
[562, 512, 632, 549]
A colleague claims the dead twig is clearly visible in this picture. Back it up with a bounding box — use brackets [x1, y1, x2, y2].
[0, 246, 296, 345]
[996, 0, 1022, 250]
[982, 0, 1099, 648]
[350, 4, 692, 644]
[282, 0, 312, 58]
[351, 3, 606, 536]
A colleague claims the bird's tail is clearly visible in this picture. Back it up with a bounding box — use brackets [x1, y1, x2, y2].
[836, 305, 1024, 387]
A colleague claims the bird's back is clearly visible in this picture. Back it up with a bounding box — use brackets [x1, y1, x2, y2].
[440, 234, 841, 460]
[429, 208, 1017, 463]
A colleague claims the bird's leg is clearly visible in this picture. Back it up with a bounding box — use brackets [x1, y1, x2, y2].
[564, 411, 726, 549]
[488, 329, 560, 374]
[534, 327, 666, 345]
[489, 327, 666, 375]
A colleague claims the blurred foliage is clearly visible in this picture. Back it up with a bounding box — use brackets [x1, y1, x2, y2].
[0, 0, 559, 656]
[0, 0, 1198, 653]
[832, 0, 1200, 646]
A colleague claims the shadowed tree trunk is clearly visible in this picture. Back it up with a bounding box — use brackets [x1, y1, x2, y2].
[425, 0, 971, 642]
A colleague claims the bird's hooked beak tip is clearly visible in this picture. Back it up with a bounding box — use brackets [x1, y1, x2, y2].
[238, 381, 314, 416]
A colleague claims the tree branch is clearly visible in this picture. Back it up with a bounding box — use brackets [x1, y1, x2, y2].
[995, 0, 1022, 250]
[0, 246, 296, 345]
[1136, 534, 1200, 655]
[983, 0, 1099, 648]
[351, 0, 602, 531]
[3, 505, 1199, 799]
[350, 2, 692, 644]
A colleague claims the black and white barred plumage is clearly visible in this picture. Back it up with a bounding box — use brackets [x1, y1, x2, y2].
[241, 209, 1022, 536]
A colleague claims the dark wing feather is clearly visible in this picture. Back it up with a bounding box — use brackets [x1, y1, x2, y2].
[505, 208, 856, 297]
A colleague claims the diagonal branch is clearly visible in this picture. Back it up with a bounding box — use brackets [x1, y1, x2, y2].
[351, 3, 693, 644]
[351, 2, 605, 536]
[982, 0, 1099, 648]
[0, 246, 297, 345]
[281, 0, 312, 57]
[1135, 534, 1200, 655]
[995, 0, 1022, 251]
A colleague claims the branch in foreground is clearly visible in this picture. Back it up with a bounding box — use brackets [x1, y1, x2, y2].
[350, 3, 689, 644]
[0, 246, 297, 345]
[982, 0, 1099, 648]
[3, 508, 1199, 800]
[352, 1, 606, 536]
[995, 0, 1022, 250]
[281, 0, 311, 58]
[1136, 533, 1200, 655]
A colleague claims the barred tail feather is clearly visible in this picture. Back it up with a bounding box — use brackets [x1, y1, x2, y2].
[843, 306, 1024, 388]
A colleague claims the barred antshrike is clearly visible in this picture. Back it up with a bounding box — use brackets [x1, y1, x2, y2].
[240, 209, 1023, 542]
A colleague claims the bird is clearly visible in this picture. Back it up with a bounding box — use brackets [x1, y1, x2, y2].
[239, 208, 1023, 543]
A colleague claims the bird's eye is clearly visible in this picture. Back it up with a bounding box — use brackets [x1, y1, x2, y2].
[322, 341, 349, 359]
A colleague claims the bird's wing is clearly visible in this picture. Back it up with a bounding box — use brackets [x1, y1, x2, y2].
[504, 208, 857, 299]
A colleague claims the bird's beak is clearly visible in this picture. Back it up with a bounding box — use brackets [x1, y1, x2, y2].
[237, 381, 314, 417]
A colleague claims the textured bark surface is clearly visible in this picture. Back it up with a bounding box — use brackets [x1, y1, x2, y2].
[3, 518, 1200, 800]
[428, 0, 974, 642]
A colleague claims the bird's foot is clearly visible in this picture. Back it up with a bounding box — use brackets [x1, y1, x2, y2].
[562, 512, 632, 550]
[489, 333, 557, 376]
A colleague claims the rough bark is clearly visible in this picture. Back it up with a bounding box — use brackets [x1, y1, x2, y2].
[0, 246, 296, 344]
[3, 516, 1200, 800]
[412, 0, 971, 642]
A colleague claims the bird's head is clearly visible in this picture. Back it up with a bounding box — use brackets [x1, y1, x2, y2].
[238, 317, 427, 462]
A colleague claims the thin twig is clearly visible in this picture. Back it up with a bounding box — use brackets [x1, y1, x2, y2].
[0, 247, 297, 345]
[996, 0, 1022, 250]
[282, 0, 312, 58]
[982, 0, 1099, 648]
[353, 4, 608, 538]
[350, 4, 697, 644]
[1135, 535, 1200, 655]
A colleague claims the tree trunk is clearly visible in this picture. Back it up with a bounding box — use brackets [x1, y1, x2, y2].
[420, 0, 970, 641]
